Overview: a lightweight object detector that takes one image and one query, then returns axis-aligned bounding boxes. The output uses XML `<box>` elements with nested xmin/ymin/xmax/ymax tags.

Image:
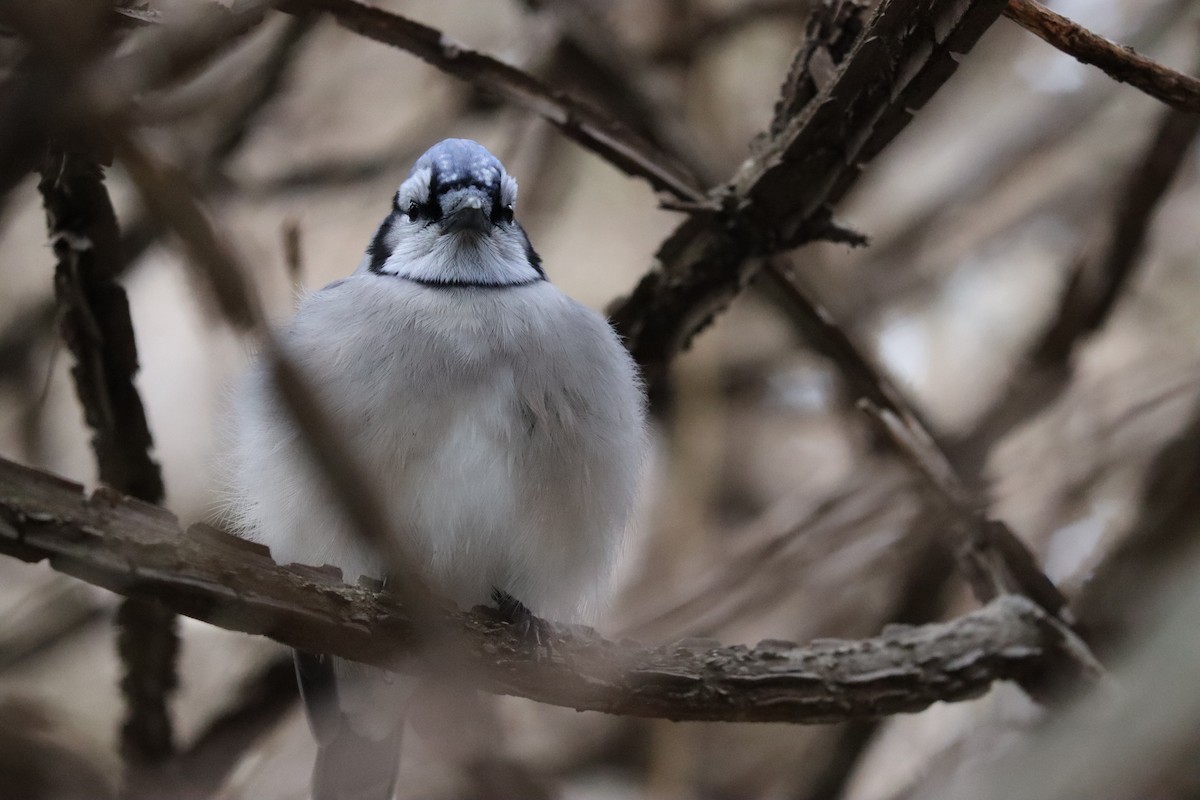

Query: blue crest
<box><xmin>409</xmin><ymin>139</ymin><xmax>504</xmax><ymax>189</ymax></box>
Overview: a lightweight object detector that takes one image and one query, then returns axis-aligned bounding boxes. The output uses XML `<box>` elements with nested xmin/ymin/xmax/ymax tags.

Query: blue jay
<box><xmin>226</xmin><ymin>139</ymin><xmax>648</xmax><ymax>799</ymax></box>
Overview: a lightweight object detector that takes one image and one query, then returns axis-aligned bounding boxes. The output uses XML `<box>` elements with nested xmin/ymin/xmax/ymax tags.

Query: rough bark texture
<box><xmin>0</xmin><ymin>456</ymin><xmax>1079</xmax><ymax>724</ymax></box>
<box><xmin>38</xmin><ymin>145</ymin><xmax>179</xmax><ymax>764</ymax></box>
<box><xmin>609</xmin><ymin>0</ymin><xmax>1010</xmax><ymax>390</ymax></box>
<box><xmin>1004</xmin><ymin>0</ymin><xmax>1200</xmax><ymax>113</ymax></box>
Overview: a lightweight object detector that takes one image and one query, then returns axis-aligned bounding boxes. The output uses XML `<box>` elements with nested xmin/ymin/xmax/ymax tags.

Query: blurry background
<box><xmin>1</xmin><ymin>0</ymin><xmax>1198</xmax><ymax>797</ymax></box>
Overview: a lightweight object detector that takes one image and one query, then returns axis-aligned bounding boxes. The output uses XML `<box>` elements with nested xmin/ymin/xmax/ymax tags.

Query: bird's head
<box><xmin>360</xmin><ymin>139</ymin><xmax>543</xmax><ymax>287</ymax></box>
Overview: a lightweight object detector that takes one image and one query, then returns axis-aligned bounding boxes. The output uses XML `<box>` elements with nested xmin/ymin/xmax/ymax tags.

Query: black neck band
<box><xmin>398</xmin><ymin>275</ymin><xmax>546</xmax><ymax>289</ymax></box>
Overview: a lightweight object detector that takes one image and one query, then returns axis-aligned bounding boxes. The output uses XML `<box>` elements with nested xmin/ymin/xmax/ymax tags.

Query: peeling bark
<box><xmin>0</xmin><ymin>457</ymin><xmax>1088</xmax><ymax>723</ymax></box>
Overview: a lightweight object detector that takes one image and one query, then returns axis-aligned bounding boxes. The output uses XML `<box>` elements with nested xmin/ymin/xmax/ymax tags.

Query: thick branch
<box><xmin>0</xmin><ymin>456</ymin><xmax>1084</xmax><ymax>724</ymax></box>
<box><xmin>38</xmin><ymin>143</ymin><xmax>178</xmax><ymax>765</ymax></box>
<box><xmin>1004</xmin><ymin>0</ymin><xmax>1200</xmax><ymax>113</ymax></box>
<box><xmin>610</xmin><ymin>0</ymin><xmax>1009</xmax><ymax>389</ymax></box>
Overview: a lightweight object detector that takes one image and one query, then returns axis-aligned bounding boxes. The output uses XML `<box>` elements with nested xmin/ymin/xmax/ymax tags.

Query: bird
<box><xmin>225</xmin><ymin>138</ymin><xmax>648</xmax><ymax>799</ymax></box>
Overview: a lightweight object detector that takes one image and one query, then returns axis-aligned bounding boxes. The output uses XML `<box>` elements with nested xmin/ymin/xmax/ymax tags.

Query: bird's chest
<box><xmin>324</xmin><ymin>297</ymin><xmax>549</xmax><ymax>514</ymax></box>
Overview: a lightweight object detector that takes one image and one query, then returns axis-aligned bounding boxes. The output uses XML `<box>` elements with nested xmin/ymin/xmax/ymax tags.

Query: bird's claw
<box><xmin>491</xmin><ymin>588</ymin><xmax>555</xmax><ymax>662</ymax></box>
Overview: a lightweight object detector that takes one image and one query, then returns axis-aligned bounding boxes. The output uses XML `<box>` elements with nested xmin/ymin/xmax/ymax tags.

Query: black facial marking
<box><xmin>518</xmin><ymin>223</ymin><xmax>545</xmax><ymax>277</ymax></box>
<box><xmin>491</xmin><ymin>203</ymin><xmax>514</xmax><ymax>225</ymax></box>
<box><xmin>402</xmin><ymin>275</ymin><xmax>544</xmax><ymax>289</ymax></box>
<box><xmin>406</xmin><ymin>194</ymin><xmax>441</xmax><ymax>224</ymax></box>
<box><xmin>433</xmin><ymin>174</ymin><xmax>500</xmax><ymax>200</ymax></box>
<box><xmin>366</xmin><ymin>211</ymin><xmax>398</xmax><ymax>274</ymax></box>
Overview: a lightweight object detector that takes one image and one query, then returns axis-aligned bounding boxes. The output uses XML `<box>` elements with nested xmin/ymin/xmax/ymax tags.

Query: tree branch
<box><xmin>38</xmin><ymin>142</ymin><xmax>179</xmax><ymax>765</ymax></box>
<box><xmin>609</xmin><ymin>0</ymin><xmax>1010</xmax><ymax>390</ymax></box>
<box><xmin>275</xmin><ymin>0</ymin><xmax>704</xmax><ymax>203</ymax></box>
<box><xmin>946</xmin><ymin>79</ymin><xmax>1200</xmax><ymax>484</ymax></box>
<box><xmin>0</xmin><ymin>455</ymin><xmax>1093</xmax><ymax>723</ymax></box>
<box><xmin>1004</xmin><ymin>0</ymin><xmax>1200</xmax><ymax>113</ymax></box>
<box><xmin>759</xmin><ymin>258</ymin><xmax>1079</xmax><ymax>643</ymax></box>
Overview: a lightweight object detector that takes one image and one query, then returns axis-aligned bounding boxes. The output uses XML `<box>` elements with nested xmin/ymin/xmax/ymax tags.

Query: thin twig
<box><xmin>1075</xmin><ymin>391</ymin><xmax>1200</xmax><ymax>656</ymax></box>
<box><xmin>0</xmin><ymin>455</ymin><xmax>1099</xmax><ymax>723</ymax></box>
<box><xmin>520</xmin><ymin>0</ymin><xmax>722</xmax><ymax>184</ymax></box>
<box><xmin>753</xmin><ymin>255</ymin><xmax>1087</xmax><ymax>680</ymax></box>
<box><xmin>947</xmin><ymin>80</ymin><xmax>1200</xmax><ymax>485</ymax></box>
<box><xmin>650</xmin><ymin>0</ymin><xmax>812</xmax><ymax>63</ymax></box>
<box><xmin>276</xmin><ymin>0</ymin><xmax>705</xmax><ymax>203</ymax></box>
<box><xmin>206</xmin><ymin>13</ymin><xmax>319</xmax><ymax>164</ymax></box>
<box><xmin>1003</xmin><ymin>0</ymin><xmax>1200</xmax><ymax>113</ymax></box>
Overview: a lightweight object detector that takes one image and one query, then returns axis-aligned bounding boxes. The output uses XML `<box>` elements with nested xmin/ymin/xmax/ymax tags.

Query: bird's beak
<box><xmin>440</xmin><ymin>195</ymin><xmax>492</xmax><ymax>234</ymax></box>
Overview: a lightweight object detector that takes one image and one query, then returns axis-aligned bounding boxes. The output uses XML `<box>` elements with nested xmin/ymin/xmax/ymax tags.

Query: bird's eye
<box><xmin>496</xmin><ymin>204</ymin><xmax>514</xmax><ymax>224</ymax></box>
<box><xmin>406</xmin><ymin>198</ymin><xmax>442</xmax><ymax>223</ymax></box>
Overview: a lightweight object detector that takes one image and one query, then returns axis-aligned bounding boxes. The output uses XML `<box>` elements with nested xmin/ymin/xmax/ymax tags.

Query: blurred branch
<box><xmin>947</xmin><ymin>87</ymin><xmax>1200</xmax><ymax>484</ymax></box>
<box><xmin>237</xmin><ymin>90</ymin><xmax>475</xmax><ymax>195</ymax></box>
<box><xmin>622</xmin><ymin>474</ymin><xmax>914</xmax><ymax>639</ymax></box>
<box><xmin>275</xmin><ymin>0</ymin><xmax>705</xmax><ymax>202</ymax></box>
<box><xmin>1003</xmin><ymin>0</ymin><xmax>1200</xmax><ymax>113</ymax></box>
<box><xmin>651</xmin><ymin>0</ymin><xmax>811</xmax><ymax>63</ymax></box>
<box><xmin>863</xmin><ymin>401</ymin><xmax>1082</xmax><ymax>637</ymax></box>
<box><xmin>37</xmin><ymin>142</ymin><xmax>178</xmax><ymax>766</ymax></box>
<box><xmin>925</xmin><ymin>542</ymin><xmax>1200</xmax><ymax>800</ymax></box>
<box><xmin>169</xmin><ymin>655</ymin><xmax>298</xmax><ymax>797</ymax></box>
<box><xmin>519</xmin><ymin>0</ymin><xmax>721</xmax><ymax>184</ymax></box>
<box><xmin>764</xmin><ymin>257</ymin><xmax>1081</xmax><ymax>654</ymax></box>
<box><xmin>0</xmin><ymin>13</ymin><xmax>317</xmax><ymax>385</ymax></box>
<box><xmin>205</xmin><ymin>13</ymin><xmax>320</xmax><ymax>166</ymax></box>
<box><xmin>1075</xmin><ymin>391</ymin><xmax>1200</xmax><ymax>656</ymax></box>
<box><xmin>0</xmin><ymin>455</ymin><xmax>1097</xmax><ymax>723</ymax></box>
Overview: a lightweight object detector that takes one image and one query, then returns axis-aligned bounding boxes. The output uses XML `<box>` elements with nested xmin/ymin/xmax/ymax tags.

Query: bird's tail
<box><xmin>295</xmin><ymin>651</ymin><xmax>408</xmax><ymax>800</ymax></box>
<box><xmin>311</xmin><ymin>724</ymin><xmax>402</xmax><ymax>800</ymax></box>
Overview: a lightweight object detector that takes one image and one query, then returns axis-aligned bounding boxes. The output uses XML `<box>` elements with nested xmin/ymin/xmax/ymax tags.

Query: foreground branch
<box><xmin>38</xmin><ymin>143</ymin><xmax>179</xmax><ymax>765</ymax></box>
<box><xmin>947</xmin><ymin>91</ymin><xmax>1200</xmax><ymax>481</ymax></box>
<box><xmin>0</xmin><ymin>456</ymin><xmax>1086</xmax><ymax>723</ymax></box>
<box><xmin>1004</xmin><ymin>0</ymin><xmax>1200</xmax><ymax>113</ymax></box>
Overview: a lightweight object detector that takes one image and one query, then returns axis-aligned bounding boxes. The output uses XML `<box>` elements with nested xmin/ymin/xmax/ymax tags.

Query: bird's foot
<box><xmin>491</xmin><ymin>588</ymin><xmax>555</xmax><ymax>662</ymax></box>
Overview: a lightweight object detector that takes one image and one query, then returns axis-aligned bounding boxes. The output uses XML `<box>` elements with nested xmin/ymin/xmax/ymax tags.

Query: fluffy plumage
<box><xmin>225</xmin><ymin>139</ymin><xmax>647</xmax><ymax>799</ymax></box>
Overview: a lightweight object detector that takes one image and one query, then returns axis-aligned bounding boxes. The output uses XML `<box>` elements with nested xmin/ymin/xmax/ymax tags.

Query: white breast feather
<box><xmin>227</xmin><ymin>275</ymin><xmax>647</xmax><ymax>623</ymax></box>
